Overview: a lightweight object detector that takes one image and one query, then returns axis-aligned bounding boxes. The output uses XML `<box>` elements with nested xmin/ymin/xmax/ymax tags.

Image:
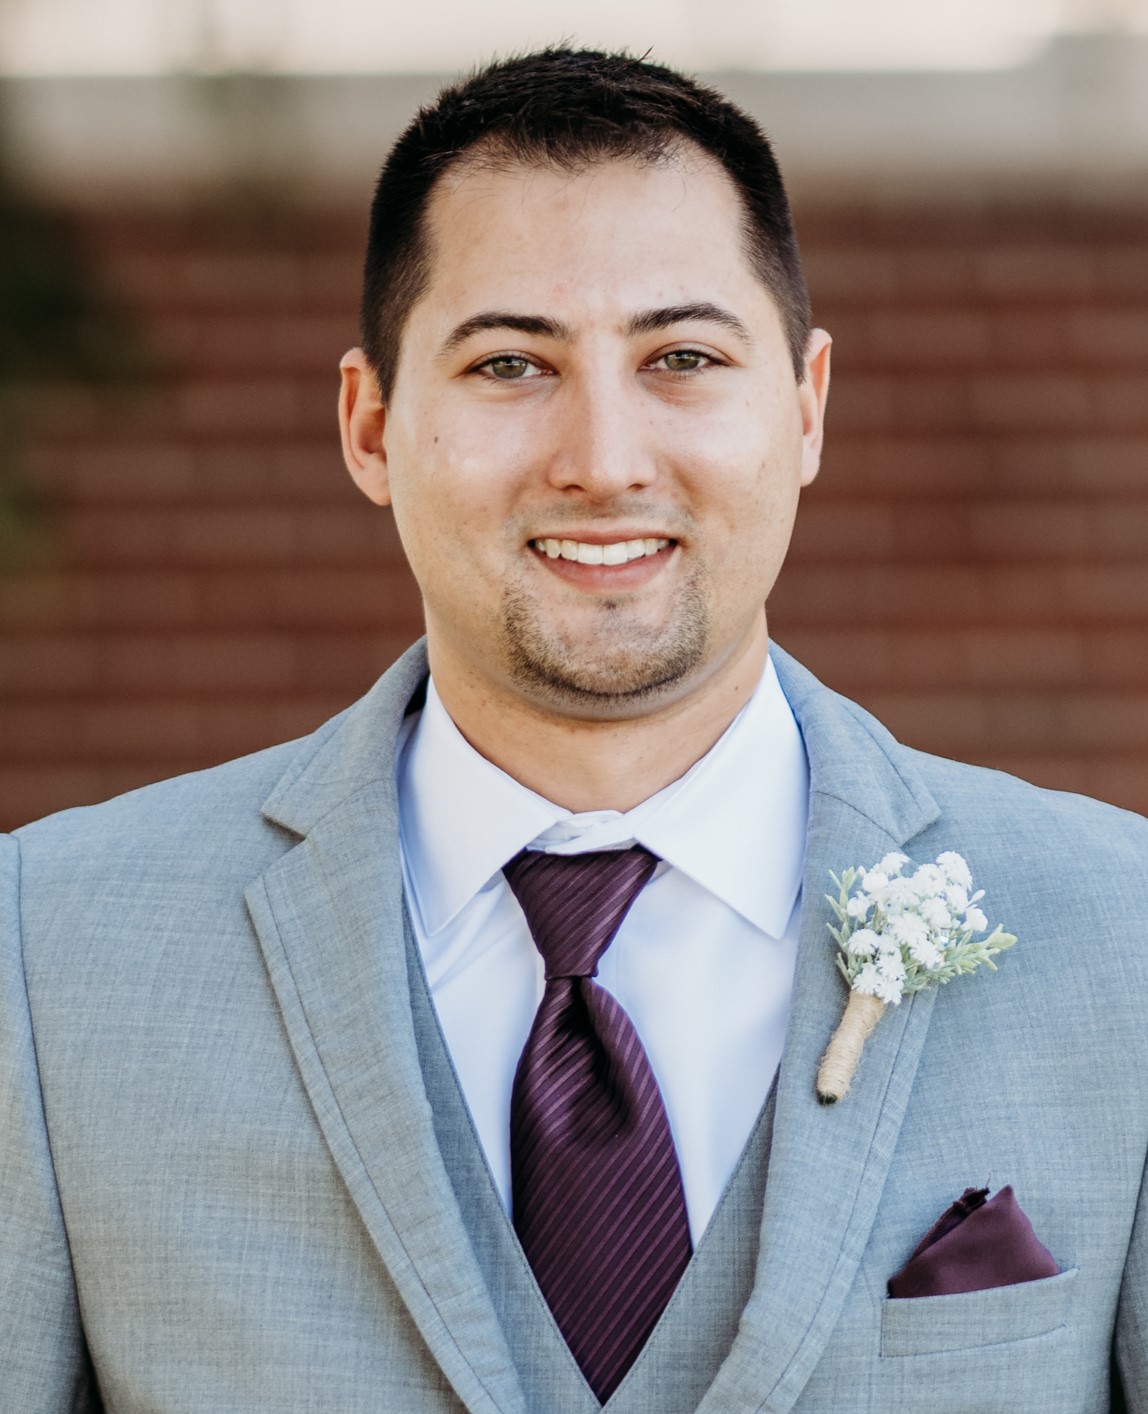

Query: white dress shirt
<box><xmin>396</xmin><ymin>654</ymin><xmax>809</xmax><ymax>1243</ymax></box>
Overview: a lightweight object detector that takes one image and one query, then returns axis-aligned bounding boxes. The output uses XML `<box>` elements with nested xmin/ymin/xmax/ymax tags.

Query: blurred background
<box><xmin>0</xmin><ymin>0</ymin><xmax>1146</xmax><ymax>829</ymax></box>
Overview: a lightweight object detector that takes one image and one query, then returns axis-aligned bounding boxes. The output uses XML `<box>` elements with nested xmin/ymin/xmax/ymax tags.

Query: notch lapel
<box><xmin>246</xmin><ymin>643</ymin><xmax>526</xmax><ymax>1414</ymax></box>
<box><xmin>698</xmin><ymin>648</ymin><xmax>943</xmax><ymax>1414</ymax></box>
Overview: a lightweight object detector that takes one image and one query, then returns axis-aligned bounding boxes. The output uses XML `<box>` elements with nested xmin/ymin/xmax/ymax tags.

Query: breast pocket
<box><xmin>880</xmin><ymin>1268</ymin><xmax>1078</xmax><ymax>1357</ymax></box>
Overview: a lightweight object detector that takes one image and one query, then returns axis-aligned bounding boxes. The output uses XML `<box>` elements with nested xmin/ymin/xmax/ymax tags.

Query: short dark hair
<box><xmin>359</xmin><ymin>47</ymin><xmax>811</xmax><ymax>400</ymax></box>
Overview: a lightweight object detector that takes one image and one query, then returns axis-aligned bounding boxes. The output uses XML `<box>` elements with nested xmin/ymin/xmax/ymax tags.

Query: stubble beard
<box><xmin>498</xmin><ymin>576</ymin><xmax>712</xmax><ymax>714</ymax></box>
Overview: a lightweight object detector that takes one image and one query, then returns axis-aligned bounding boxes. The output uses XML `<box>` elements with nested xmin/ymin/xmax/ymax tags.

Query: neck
<box><xmin>429</xmin><ymin>624</ymin><xmax>769</xmax><ymax>813</ymax></box>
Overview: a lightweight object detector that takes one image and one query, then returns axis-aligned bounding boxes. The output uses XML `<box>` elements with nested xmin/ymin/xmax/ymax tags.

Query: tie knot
<box><xmin>503</xmin><ymin>845</ymin><xmax>658</xmax><ymax>979</ymax></box>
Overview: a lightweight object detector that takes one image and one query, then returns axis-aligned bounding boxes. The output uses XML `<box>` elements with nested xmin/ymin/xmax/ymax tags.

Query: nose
<box><xmin>544</xmin><ymin>366</ymin><xmax>658</xmax><ymax>498</ymax></box>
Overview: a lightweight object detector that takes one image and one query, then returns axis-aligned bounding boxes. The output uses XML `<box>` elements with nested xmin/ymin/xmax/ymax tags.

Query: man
<box><xmin>2</xmin><ymin>48</ymin><xmax>1146</xmax><ymax>1413</ymax></box>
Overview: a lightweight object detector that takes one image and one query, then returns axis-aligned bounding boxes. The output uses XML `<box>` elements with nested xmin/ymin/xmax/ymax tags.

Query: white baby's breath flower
<box><xmin>889</xmin><ymin>913</ymin><xmax>930</xmax><ymax>949</ymax></box>
<box><xmin>820</xmin><ymin>848</ymin><xmax>1016</xmax><ymax>1104</ymax></box>
<box><xmin>936</xmin><ymin>851</ymin><xmax>973</xmax><ymax>891</ymax></box>
<box><xmin>846</xmin><ymin>927</ymin><xmax>880</xmax><ymax>958</ymax></box>
<box><xmin>911</xmin><ymin>863</ymin><xmax>945</xmax><ymax>896</ymax></box>
<box><xmin>877</xmin><ymin>951</ymin><xmax>906</xmax><ymax>983</ymax></box>
<box><xmin>881</xmin><ymin>877</ymin><xmax>920</xmax><ymax>912</ymax></box>
<box><xmin>918</xmin><ymin>896</ymin><xmax>953</xmax><ymax>930</ymax></box>
<box><xmin>908</xmin><ymin>936</ymin><xmax>945</xmax><ymax>969</ymax></box>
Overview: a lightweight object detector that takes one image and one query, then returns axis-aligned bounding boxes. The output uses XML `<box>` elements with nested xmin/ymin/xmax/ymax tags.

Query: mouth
<box><xmin>529</xmin><ymin>536</ymin><xmax>673</xmax><ymax>566</ymax></box>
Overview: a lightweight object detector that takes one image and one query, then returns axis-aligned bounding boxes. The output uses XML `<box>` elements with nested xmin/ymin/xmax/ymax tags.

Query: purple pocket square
<box><xmin>887</xmin><ymin>1185</ymin><xmax>1059</xmax><ymax>1298</ymax></box>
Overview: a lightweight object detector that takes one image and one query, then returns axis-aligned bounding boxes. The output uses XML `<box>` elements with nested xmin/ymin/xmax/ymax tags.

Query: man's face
<box><xmin>341</xmin><ymin>147</ymin><xmax>830</xmax><ymax>723</ymax></box>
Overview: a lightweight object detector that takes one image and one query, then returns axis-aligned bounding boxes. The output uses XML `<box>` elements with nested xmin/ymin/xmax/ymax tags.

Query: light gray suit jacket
<box><xmin>3</xmin><ymin>643</ymin><xmax>1147</xmax><ymax>1412</ymax></box>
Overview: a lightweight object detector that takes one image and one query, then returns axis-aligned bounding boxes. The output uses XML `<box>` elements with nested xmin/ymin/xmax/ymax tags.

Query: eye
<box><xmin>472</xmin><ymin>353</ymin><xmax>548</xmax><ymax>381</ymax></box>
<box><xmin>647</xmin><ymin>348</ymin><xmax>718</xmax><ymax>375</ymax></box>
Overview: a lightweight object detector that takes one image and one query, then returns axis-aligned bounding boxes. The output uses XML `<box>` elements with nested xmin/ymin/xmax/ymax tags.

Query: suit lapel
<box><xmin>698</xmin><ymin>648</ymin><xmax>943</xmax><ymax>1414</ymax></box>
<box><xmin>246</xmin><ymin>643</ymin><xmax>526</xmax><ymax>1414</ymax></box>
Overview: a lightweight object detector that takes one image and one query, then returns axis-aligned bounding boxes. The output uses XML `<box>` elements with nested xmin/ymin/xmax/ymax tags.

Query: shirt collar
<box><xmin>397</xmin><ymin>653</ymin><xmax>808</xmax><ymax>941</ymax></box>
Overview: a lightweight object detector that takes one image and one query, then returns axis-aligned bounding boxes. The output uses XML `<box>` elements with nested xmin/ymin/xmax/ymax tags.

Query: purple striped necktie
<box><xmin>503</xmin><ymin>845</ymin><xmax>692</xmax><ymax>1404</ymax></box>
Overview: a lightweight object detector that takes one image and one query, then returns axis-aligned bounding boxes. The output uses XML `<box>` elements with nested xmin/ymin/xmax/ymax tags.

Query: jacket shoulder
<box><xmin>906</xmin><ymin>744</ymin><xmax>1148</xmax><ymax>874</ymax></box>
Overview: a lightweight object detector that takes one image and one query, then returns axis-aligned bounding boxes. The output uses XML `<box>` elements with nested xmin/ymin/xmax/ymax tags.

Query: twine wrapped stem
<box><xmin>816</xmin><ymin>991</ymin><xmax>885</xmax><ymax>1104</ymax></box>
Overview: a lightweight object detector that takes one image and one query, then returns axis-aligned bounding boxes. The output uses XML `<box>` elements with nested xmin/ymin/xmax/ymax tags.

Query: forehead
<box><xmin>411</xmin><ymin>147</ymin><xmax>763</xmax><ymax>330</ymax></box>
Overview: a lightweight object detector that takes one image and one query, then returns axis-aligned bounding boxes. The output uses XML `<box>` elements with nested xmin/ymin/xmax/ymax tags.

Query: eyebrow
<box><xmin>438</xmin><ymin>301</ymin><xmax>753</xmax><ymax>357</ymax></box>
<box><xmin>625</xmin><ymin>302</ymin><xmax>754</xmax><ymax>344</ymax></box>
<box><xmin>439</xmin><ymin>312</ymin><xmax>572</xmax><ymax>356</ymax></box>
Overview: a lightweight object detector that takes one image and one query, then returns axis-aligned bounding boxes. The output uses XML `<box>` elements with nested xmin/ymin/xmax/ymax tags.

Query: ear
<box><xmin>797</xmin><ymin>327</ymin><xmax>832</xmax><ymax>489</ymax></box>
<box><xmin>338</xmin><ymin>347</ymin><xmax>391</xmax><ymax>506</ymax></box>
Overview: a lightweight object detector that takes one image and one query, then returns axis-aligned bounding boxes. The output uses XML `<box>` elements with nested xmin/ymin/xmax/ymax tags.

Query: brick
<box><xmin>101</xmin><ymin>635</ymin><xmax>298</xmax><ymax>693</ymax></box>
<box><xmin>156</xmin><ymin>314</ymin><xmax>351</xmax><ymax>375</ymax></box>
<box><xmin>962</xmin><ymin>629</ymin><xmax>1086</xmax><ymax>687</ymax></box>
<box><xmin>80</xmin><ymin>701</ymin><xmax>204</xmax><ymax>757</ymax></box>
<box><xmin>991</xmin><ymin>437</ymin><xmax>1148</xmax><ymax>495</ymax></box>
<box><xmin>769</xmin><ymin>629</ymin><xmax>895</xmax><ymax>690</ymax></box>
<box><xmin>295</xmin><ymin>507</ymin><xmax>399</xmax><ymax>563</ymax></box>
<box><xmin>0</xmin><ymin>767</ymin><xmax>108</xmax><ymax>831</ymax></box>
<box><xmin>0</xmin><ymin>703</ymin><xmax>85</xmax><ymax>758</ymax></box>
<box><xmin>974</xmin><ymin>248</ymin><xmax>1096</xmax><ymax>300</ymax></box>
<box><xmin>178</xmin><ymin>253</ymin><xmax>304</xmax><ymax>310</ymax></box>
<box><xmin>193</xmin><ymin>442</ymin><xmax>351</xmax><ymax>501</ymax></box>
<box><xmin>294</xmin><ymin>632</ymin><xmax>416</xmax><ymax>692</ymax></box>
<box><xmin>888</xmin><ymin>377</ymin><xmax>973</xmax><ymax>434</ymax></box>
<box><xmin>892</xmin><ymin>250</ymin><xmax>980</xmax><ymax>302</ymax></box>
<box><xmin>1093</xmin><ymin>377</ymin><xmax>1148</xmax><ymax>430</ymax></box>
<box><xmin>786</xmin><ymin>504</ymin><xmax>898</xmax><ymax>562</ymax></box>
<box><xmin>67</xmin><ymin>510</ymin><xmax>181</xmax><ymax>566</ymax></box>
<box><xmin>859</xmin><ymin>691</ymin><xmax>991</xmax><ymax>753</ymax></box>
<box><xmin>268</xmin><ymin>567</ymin><xmax>422</xmax><ymax>629</ymax></box>
<box><xmin>1061</xmin><ymin>565</ymin><xmax>1148</xmax><ymax>622</ymax></box>
<box><xmin>802</xmin><ymin>249</ymin><xmax>899</xmax><ymax>304</ymax></box>
<box><xmin>863</xmin><ymin>311</ymin><xmax>991</xmax><ymax>367</ymax></box>
<box><xmin>826</xmin><ymin>437</ymin><xmax>994</xmax><ymax>497</ymax></box>
<box><xmin>1094</xmin><ymin>249</ymin><xmax>1148</xmax><ymax>298</ymax></box>
<box><xmin>822</xmin><ymin>376</ymin><xmax>895</xmax><ymax>432</ymax></box>
<box><xmin>199</xmin><ymin>696</ymin><xmax>343</xmax><ymax>756</ymax></box>
<box><xmin>0</xmin><ymin>638</ymin><xmax>101</xmax><ymax>696</ymax></box>
<box><xmin>173</xmin><ymin>508</ymin><xmax>300</xmax><ymax>565</ymax></box>
<box><xmin>969</xmin><ymin>377</ymin><xmax>1092</xmax><ymax>432</ymax></box>
<box><xmin>84</xmin><ymin>574</ymin><xmax>201</xmax><ymax>629</ymax></box>
<box><xmin>24</xmin><ymin>445</ymin><xmax>199</xmax><ymax>503</ymax></box>
<box><xmin>176</xmin><ymin>379</ymin><xmax>303</xmax><ymax>435</ymax></box>
<box><xmin>1085</xmin><ymin>632</ymin><xmax>1148</xmax><ymax>685</ymax></box>
<box><xmin>0</xmin><ymin>576</ymin><xmax>77</xmax><ymax>632</ymax></box>
<box><xmin>969</xmin><ymin>503</ymin><xmax>1148</xmax><ymax>560</ymax></box>
<box><xmin>1068</xmin><ymin>311</ymin><xmax>1148</xmax><ymax>364</ymax></box>
<box><xmin>1084</xmin><ymin>757</ymin><xmax>1148</xmax><ymax>814</ymax></box>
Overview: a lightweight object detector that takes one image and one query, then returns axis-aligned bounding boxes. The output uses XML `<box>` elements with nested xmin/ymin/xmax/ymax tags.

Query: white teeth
<box><xmin>532</xmin><ymin>537</ymin><xmax>671</xmax><ymax>563</ymax></box>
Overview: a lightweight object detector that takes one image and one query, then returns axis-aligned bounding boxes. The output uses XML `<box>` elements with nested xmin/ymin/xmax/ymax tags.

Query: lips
<box><xmin>530</xmin><ymin>536</ymin><xmax>672</xmax><ymax>566</ymax></box>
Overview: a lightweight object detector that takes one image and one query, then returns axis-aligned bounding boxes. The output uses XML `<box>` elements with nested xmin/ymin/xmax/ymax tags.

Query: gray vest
<box><xmin>407</xmin><ymin>922</ymin><xmax>776</xmax><ymax>1413</ymax></box>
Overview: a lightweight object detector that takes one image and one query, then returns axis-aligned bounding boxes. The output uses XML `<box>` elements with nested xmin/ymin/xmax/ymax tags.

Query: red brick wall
<box><xmin>1</xmin><ymin>201</ymin><xmax>1145</xmax><ymax>830</ymax></box>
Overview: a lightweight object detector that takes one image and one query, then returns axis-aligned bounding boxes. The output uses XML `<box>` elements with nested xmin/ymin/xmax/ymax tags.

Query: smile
<box><xmin>530</xmin><ymin>537</ymin><xmax>672</xmax><ymax>566</ymax></box>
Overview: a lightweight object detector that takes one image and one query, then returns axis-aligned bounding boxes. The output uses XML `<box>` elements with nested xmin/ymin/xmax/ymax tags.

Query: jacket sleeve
<box><xmin>1114</xmin><ymin>1130</ymin><xmax>1148</xmax><ymax>1411</ymax></box>
<box><xmin>0</xmin><ymin>833</ymin><xmax>102</xmax><ymax>1412</ymax></box>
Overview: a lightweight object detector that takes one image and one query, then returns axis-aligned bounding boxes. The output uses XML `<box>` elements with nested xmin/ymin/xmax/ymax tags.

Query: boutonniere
<box><xmin>817</xmin><ymin>850</ymin><xmax>1016</xmax><ymax>1104</ymax></box>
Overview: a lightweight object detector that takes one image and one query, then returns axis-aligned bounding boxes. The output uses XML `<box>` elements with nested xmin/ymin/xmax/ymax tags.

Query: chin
<box><xmin>499</xmin><ymin>586</ymin><xmax>711</xmax><ymax>714</ymax></box>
